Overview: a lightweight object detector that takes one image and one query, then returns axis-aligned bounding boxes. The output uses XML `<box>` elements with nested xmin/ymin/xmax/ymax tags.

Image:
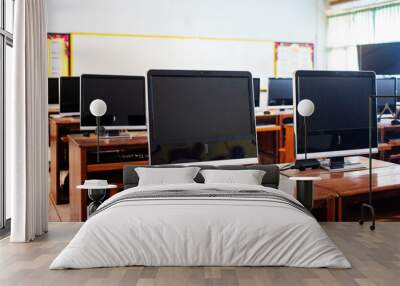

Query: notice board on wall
<box><xmin>47</xmin><ymin>33</ymin><xmax>71</xmax><ymax>77</ymax></box>
<box><xmin>274</xmin><ymin>42</ymin><xmax>314</xmax><ymax>77</ymax></box>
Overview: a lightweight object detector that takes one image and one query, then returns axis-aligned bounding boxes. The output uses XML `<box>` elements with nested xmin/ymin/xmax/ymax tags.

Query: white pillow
<box><xmin>136</xmin><ymin>167</ymin><xmax>201</xmax><ymax>186</ymax></box>
<box><xmin>200</xmin><ymin>169</ymin><xmax>266</xmax><ymax>185</ymax></box>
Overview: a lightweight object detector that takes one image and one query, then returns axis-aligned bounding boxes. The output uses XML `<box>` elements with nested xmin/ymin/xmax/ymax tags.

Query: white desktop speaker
<box><xmin>297</xmin><ymin>99</ymin><xmax>315</xmax><ymax>117</ymax></box>
<box><xmin>90</xmin><ymin>99</ymin><xmax>107</xmax><ymax>117</ymax></box>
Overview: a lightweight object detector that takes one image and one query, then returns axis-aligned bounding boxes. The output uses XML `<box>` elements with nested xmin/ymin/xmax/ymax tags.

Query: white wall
<box><xmin>47</xmin><ymin>0</ymin><xmax>327</xmax><ymax>69</ymax></box>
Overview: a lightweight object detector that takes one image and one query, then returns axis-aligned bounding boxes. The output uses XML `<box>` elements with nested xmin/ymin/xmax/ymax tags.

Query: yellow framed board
<box><xmin>274</xmin><ymin>42</ymin><xmax>314</xmax><ymax>77</ymax></box>
<box><xmin>48</xmin><ymin>33</ymin><xmax>71</xmax><ymax>77</ymax></box>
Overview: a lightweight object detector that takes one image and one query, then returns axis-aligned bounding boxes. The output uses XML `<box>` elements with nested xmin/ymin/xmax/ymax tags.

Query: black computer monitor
<box><xmin>358</xmin><ymin>42</ymin><xmax>400</xmax><ymax>75</ymax></box>
<box><xmin>294</xmin><ymin>70</ymin><xmax>378</xmax><ymax>161</ymax></box>
<box><xmin>60</xmin><ymin>77</ymin><xmax>80</xmax><ymax>116</ymax></box>
<box><xmin>147</xmin><ymin>70</ymin><xmax>258</xmax><ymax>165</ymax></box>
<box><xmin>48</xmin><ymin>77</ymin><xmax>59</xmax><ymax>105</ymax></box>
<box><xmin>80</xmin><ymin>74</ymin><xmax>146</xmax><ymax>130</ymax></box>
<box><xmin>253</xmin><ymin>78</ymin><xmax>260</xmax><ymax>107</ymax></box>
<box><xmin>376</xmin><ymin>78</ymin><xmax>396</xmax><ymax>115</ymax></box>
<box><xmin>268</xmin><ymin>78</ymin><xmax>293</xmax><ymax>108</ymax></box>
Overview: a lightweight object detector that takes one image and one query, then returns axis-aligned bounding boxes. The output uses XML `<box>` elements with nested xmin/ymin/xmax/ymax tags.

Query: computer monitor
<box><xmin>253</xmin><ymin>78</ymin><xmax>260</xmax><ymax>107</ymax></box>
<box><xmin>294</xmin><ymin>70</ymin><xmax>378</xmax><ymax>162</ymax></box>
<box><xmin>80</xmin><ymin>74</ymin><xmax>146</xmax><ymax>130</ymax></box>
<box><xmin>358</xmin><ymin>42</ymin><xmax>400</xmax><ymax>75</ymax></box>
<box><xmin>268</xmin><ymin>78</ymin><xmax>293</xmax><ymax>109</ymax></box>
<box><xmin>147</xmin><ymin>70</ymin><xmax>258</xmax><ymax>165</ymax></box>
<box><xmin>48</xmin><ymin>77</ymin><xmax>59</xmax><ymax>105</ymax></box>
<box><xmin>60</xmin><ymin>77</ymin><xmax>80</xmax><ymax>116</ymax></box>
<box><xmin>376</xmin><ymin>78</ymin><xmax>396</xmax><ymax>116</ymax></box>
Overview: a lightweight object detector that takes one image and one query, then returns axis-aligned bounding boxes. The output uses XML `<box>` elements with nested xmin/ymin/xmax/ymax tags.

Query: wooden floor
<box><xmin>1</xmin><ymin>222</ymin><xmax>400</xmax><ymax>286</ymax></box>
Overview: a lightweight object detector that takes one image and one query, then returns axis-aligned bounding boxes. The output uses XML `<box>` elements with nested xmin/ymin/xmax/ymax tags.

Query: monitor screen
<box><xmin>48</xmin><ymin>78</ymin><xmax>59</xmax><ymax>105</ymax></box>
<box><xmin>147</xmin><ymin>70</ymin><xmax>258</xmax><ymax>165</ymax></box>
<box><xmin>80</xmin><ymin>74</ymin><xmax>146</xmax><ymax>130</ymax></box>
<box><xmin>253</xmin><ymin>78</ymin><xmax>260</xmax><ymax>107</ymax></box>
<box><xmin>358</xmin><ymin>42</ymin><xmax>400</xmax><ymax>75</ymax></box>
<box><xmin>268</xmin><ymin>78</ymin><xmax>293</xmax><ymax>106</ymax></box>
<box><xmin>376</xmin><ymin>78</ymin><xmax>396</xmax><ymax>115</ymax></box>
<box><xmin>60</xmin><ymin>77</ymin><xmax>80</xmax><ymax>115</ymax></box>
<box><xmin>295</xmin><ymin>71</ymin><xmax>377</xmax><ymax>159</ymax></box>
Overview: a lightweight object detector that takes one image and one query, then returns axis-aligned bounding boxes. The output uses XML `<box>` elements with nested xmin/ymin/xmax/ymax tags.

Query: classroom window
<box><xmin>327</xmin><ymin>3</ymin><xmax>400</xmax><ymax>70</ymax></box>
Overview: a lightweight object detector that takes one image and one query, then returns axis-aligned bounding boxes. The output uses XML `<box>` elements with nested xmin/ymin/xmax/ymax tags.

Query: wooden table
<box><xmin>68</xmin><ymin>134</ymin><xmax>149</xmax><ymax>221</ymax></box>
<box><xmin>317</xmin><ymin>161</ymin><xmax>400</xmax><ymax>221</ymax></box>
<box><xmin>378</xmin><ymin>121</ymin><xmax>400</xmax><ymax>143</ymax></box>
<box><xmin>48</xmin><ymin>105</ymin><xmax>60</xmax><ymax>115</ymax></box>
<box><xmin>256</xmin><ymin>111</ymin><xmax>294</xmax><ymax>164</ymax></box>
<box><xmin>279</xmin><ymin>174</ymin><xmax>338</xmax><ymax>221</ymax></box>
<box><xmin>49</xmin><ymin>116</ymin><xmax>81</xmax><ymax>204</ymax></box>
<box><xmin>281</xmin><ymin>156</ymin><xmax>397</xmax><ymax>221</ymax></box>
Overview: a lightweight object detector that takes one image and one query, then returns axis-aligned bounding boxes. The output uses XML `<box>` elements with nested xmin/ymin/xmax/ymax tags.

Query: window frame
<box><xmin>0</xmin><ymin>0</ymin><xmax>13</xmax><ymax>232</ymax></box>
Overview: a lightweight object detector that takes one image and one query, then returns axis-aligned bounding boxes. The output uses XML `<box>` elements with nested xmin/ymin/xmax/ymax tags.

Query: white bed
<box><xmin>50</xmin><ymin>183</ymin><xmax>350</xmax><ymax>269</ymax></box>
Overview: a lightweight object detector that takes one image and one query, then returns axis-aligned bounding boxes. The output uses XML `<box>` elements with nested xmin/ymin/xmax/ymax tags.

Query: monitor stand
<box><xmin>378</xmin><ymin>104</ymin><xmax>396</xmax><ymax>123</ymax></box>
<box><xmin>294</xmin><ymin>159</ymin><xmax>320</xmax><ymax>171</ymax></box>
<box><xmin>320</xmin><ymin>157</ymin><xmax>365</xmax><ymax>172</ymax></box>
<box><xmin>391</xmin><ymin>109</ymin><xmax>400</xmax><ymax>125</ymax></box>
<box><xmin>100</xmin><ymin>130</ymin><xmax>130</xmax><ymax>139</ymax></box>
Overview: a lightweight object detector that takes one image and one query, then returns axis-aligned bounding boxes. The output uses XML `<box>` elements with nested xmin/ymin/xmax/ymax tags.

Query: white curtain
<box><xmin>10</xmin><ymin>0</ymin><xmax>48</xmax><ymax>242</ymax></box>
<box><xmin>327</xmin><ymin>4</ymin><xmax>400</xmax><ymax>70</ymax></box>
<box><xmin>375</xmin><ymin>4</ymin><xmax>400</xmax><ymax>43</ymax></box>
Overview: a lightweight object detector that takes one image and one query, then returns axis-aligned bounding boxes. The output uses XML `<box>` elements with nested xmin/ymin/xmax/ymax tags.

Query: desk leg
<box><xmin>50</xmin><ymin>120</ymin><xmax>60</xmax><ymax>204</ymax></box>
<box><xmin>69</xmin><ymin>141</ymin><xmax>88</xmax><ymax>221</ymax></box>
<box><xmin>338</xmin><ymin>197</ymin><xmax>343</xmax><ymax>222</ymax></box>
<box><xmin>326</xmin><ymin>197</ymin><xmax>336</xmax><ymax>222</ymax></box>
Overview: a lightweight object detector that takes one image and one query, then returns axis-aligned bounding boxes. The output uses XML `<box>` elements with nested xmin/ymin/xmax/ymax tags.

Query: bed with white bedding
<box><xmin>50</xmin><ymin>183</ymin><xmax>351</xmax><ymax>269</ymax></box>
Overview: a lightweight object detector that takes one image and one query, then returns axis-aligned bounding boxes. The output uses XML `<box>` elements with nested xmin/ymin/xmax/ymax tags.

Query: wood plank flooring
<box><xmin>1</xmin><ymin>222</ymin><xmax>400</xmax><ymax>286</ymax></box>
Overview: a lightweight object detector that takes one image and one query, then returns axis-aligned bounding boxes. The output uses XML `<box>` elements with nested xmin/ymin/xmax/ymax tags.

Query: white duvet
<box><xmin>50</xmin><ymin>183</ymin><xmax>351</xmax><ymax>269</ymax></box>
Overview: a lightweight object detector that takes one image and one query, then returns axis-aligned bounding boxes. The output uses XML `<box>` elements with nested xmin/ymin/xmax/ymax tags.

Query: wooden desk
<box><xmin>68</xmin><ymin>134</ymin><xmax>149</xmax><ymax>221</ymax></box>
<box><xmin>316</xmin><ymin>161</ymin><xmax>400</xmax><ymax>221</ymax></box>
<box><xmin>278</xmin><ymin>124</ymin><xmax>295</xmax><ymax>163</ymax></box>
<box><xmin>256</xmin><ymin>125</ymin><xmax>281</xmax><ymax>133</ymax></box>
<box><xmin>378</xmin><ymin>121</ymin><xmax>400</xmax><ymax>142</ymax></box>
<box><xmin>279</xmin><ymin>174</ymin><xmax>338</xmax><ymax>222</ymax></box>
<box><xmin>256</xmin><ymin>124</ymin><xmax>281</xmax><ymax>164</ymax></box>
<box><xmin>281</xmin><ymin>156</ymin><xmax>397</xmax><ymax>221</ymax></box>
<box><xmin>256</xmin><ymin>112</ymin><xmax>294</xmax><ymax>163</ymax></box>
<box><xmin>48</xmin><ymin>105</ymin><xmax>60</xmax><ymax>115</ymax></box>
<box><xmin>51</xmin><ymin>113</ymin><xmax>291</xmax><ymax>204</ymax></box>
<box><xmin>49</xmin><ymin>116</ymin><xmax>80</xmax><ymax>204</ymax></box>
<box><xmin>378</xmin><ymin>143</ymin><xmax>392</xmax><ymax>160</ymax></box>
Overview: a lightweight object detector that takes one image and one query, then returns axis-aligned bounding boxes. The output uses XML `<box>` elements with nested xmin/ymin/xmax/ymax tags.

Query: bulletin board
<box><xmin>274</xmin><ymin>42</ymin><xmax>314</xmax><ymax>77</ymax></box>
<box><xmin>47</xmin><ymin>33</ymin><xmax>71</xmax><ymax>77</ymax></box>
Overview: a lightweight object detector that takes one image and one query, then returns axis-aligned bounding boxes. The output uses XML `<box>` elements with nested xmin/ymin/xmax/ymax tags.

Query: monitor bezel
<box><xmin>147</xmin><ymin>69</ymin><xmax>258</xmax><ymax>166</ymax></box>
<box><xmin>59</xmin><ymin>76</ymin><xmax>80</xmax><ymax>116</ymax></box>
<box><xmin>294</xmin><ymin>70</ymin><xmax>379</xmax><ymax>160</ymax></box>
<box><xmin>80</xmin><ymin>74</ymin><xmax>147</xmax><ymax>131</ymax></box>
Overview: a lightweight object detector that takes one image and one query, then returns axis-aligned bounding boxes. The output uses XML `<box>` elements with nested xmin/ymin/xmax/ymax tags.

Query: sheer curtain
<box><xmin>327</xmin><ymin>4</ymin><xmax>400</xmax><ymax>70</ymax></box>
<box><xmin>10</xmin><ymin>0</ymin><xmax>48</xmax><ymax>242</ymax></box>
